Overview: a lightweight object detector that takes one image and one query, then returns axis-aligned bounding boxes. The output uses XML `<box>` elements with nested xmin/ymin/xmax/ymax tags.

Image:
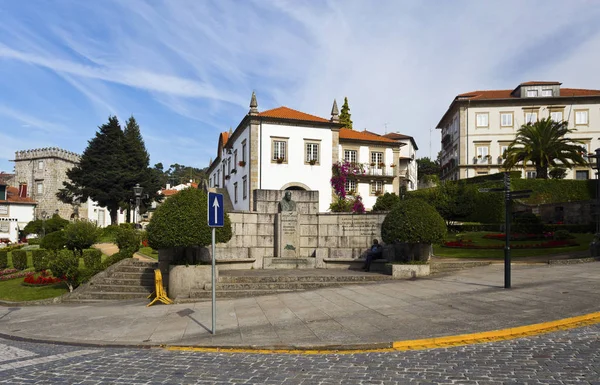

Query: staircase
<box><xmin>66</xmin><ymin>259</ymin><xmax>157</xmax><ymax>302</ymax></box>
<box><xmin>189</xmin><ymin>270</ymin><xmax>395</xmax><ymax>299</ymax></box>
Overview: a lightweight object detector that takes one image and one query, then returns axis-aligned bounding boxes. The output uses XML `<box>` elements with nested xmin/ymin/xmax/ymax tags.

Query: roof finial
<box><xmin>228</xmin><ymin>126</ymin><xmax>233</xmax><ymax>136</ymax></box>
<box><xmin>330</xmin><ymin>99</ymin><xmax>339</xmax><ymax>123</ymax></box>
<box><xmin>249</xmin><ymin>91</ymin><xmax>258</xmax><ymax>115</ymax></box>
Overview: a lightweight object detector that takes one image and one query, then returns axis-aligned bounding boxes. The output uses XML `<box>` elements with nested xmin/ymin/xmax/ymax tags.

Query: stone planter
<box><xmin>390</xmin><ymin>243</ymin><xmax>433</xmax><ymax>263</ymax></box>
<box><xmin>390</xmin><ymin>264</ymin><xmax>430</xmax><ymax>279</ymax></box>
<box><xmin>168</xmin><ymin>265</ymin><xmax>216</xmax><ymax>299</ymax></box>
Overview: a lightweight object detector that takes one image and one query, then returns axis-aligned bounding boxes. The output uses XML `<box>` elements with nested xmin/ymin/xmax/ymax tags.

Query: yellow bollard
<box><xmin>147</xmin><ymin>269</ymin><xmax>173</xmax><ymax>307</ymax></box>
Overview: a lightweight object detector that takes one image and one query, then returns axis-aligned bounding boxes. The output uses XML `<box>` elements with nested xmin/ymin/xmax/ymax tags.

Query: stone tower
<box><xmin>12</xmin><ymin>148</ymin><xmax>81</xmax><ymax>219</ymax></box>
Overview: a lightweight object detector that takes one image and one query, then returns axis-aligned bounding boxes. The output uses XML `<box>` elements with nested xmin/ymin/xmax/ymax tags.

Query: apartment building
<box><xmin>437</xmin><ymin>81</ymin><xmax>600</xmax><ymax>180</ymax></box>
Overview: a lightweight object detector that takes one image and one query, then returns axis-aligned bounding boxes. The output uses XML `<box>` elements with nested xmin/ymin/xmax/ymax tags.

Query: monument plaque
<box><xmin>277</xmin><ymin>211</ymin><xmax>300</xmax><ymax>257</ymax></box>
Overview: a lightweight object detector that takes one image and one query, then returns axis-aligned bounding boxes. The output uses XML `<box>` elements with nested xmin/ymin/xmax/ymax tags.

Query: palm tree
<box><xmin>503</xmin><ymin>118</ymin><xmax>588</xmax><ymax>179</ymax></box>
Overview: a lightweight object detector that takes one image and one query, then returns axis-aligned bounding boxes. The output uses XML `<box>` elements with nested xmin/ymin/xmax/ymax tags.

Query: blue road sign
<box><xmin>208</xmin><ymin>192</ymin><xmax>224</xmax><ymax>227</ymax></box>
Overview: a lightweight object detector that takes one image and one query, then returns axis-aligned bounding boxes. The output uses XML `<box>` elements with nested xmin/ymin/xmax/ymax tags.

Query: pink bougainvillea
<box><xmin>330</xmin><ymin>161</ymin><xmax>366</xmax><ymax>213</ymax></box>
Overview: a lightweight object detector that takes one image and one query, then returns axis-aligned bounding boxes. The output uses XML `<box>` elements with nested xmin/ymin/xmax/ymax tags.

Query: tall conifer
<box><xmin>339</xmin><ymin>97</ymin><xmax>353</xmax><ymax>129</ymax></box>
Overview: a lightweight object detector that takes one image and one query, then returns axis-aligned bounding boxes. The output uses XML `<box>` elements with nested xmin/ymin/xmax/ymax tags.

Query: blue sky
<box><xmin>1</xmin><ymin>0</ymin><xmax>600</xmax><ymax>173</ymax></box>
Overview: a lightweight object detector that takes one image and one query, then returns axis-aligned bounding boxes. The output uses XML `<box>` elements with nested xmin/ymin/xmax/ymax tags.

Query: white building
<box><xmin>437</xmin><ymin>81</ymin><xmax>600</xmax><ymax>180</ymax></box>
<box><xmin>208</xmin><ymin>93</ymin><xmax>417</xmax><ymax>211</ymax></box>
<box><xmin>0</xmin><ymin>184</ymin><xmax>36</xmax><ymax>243</ymax></box>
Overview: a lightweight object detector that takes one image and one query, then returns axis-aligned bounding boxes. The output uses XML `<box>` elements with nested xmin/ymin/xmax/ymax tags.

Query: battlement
<box><xmin>14</xmin><ymin>147</ymin><xmax>81</xmax><ymax>164</ymax></box>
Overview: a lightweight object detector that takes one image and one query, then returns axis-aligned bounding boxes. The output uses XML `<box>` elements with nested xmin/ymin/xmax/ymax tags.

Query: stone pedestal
<box><xmin>276</xmin><ymin>211</ymin><xmax>300</xmax><ymax>257</ymax></box>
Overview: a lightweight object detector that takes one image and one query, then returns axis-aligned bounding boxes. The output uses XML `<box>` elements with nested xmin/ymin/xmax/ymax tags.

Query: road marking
<box><xmin>0</xmin><ymin>344</ymin><xmax>37</xmax><ymax>363</ymax></box>
<box><xmin>0</xmin><ymin>349</ymin><xmax>101</xmax><ymax>372</ymax></box>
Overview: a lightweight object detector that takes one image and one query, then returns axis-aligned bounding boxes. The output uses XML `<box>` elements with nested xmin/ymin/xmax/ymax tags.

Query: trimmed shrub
<box><xmin>512</xmin><ymin>212</ymin><xmax>544</xmax><ymax>234</ymax></box>
<box><xmin>0</xmin><ymin>250</ymin><xmax>8</xmax><ymax>269</ymax></box>
<box><xmin>372</xmin><ymin>192</ymin><xmax>400</xmax><ymax>212</ymax></box>
<box><xmin>119</xmin><ymin>223</ymin><xmax>136</xmax><ymax>230</ymax></box>
<box><xmin>11</xmin><ymin>250</ymin><xmax>28</xmax><ymax>270</ymax></box>
<box><xmin>115</xmin><ymin>226</ymin><xmax>141</xmax><ymax>253</ymax></box>
<box><xmin>27</xmin><ymin>238</ymin><xmax>42</xmax><ymax>246</ymax></box>
<box><xmin>101</xmin><ymin>225</ymin><xmax>120</xmax><ymax>242</ymax></box>
<box><xmin>41</xmin><ymin>230</ymin><xmax>67</xmax><ymax>251</ymax></box>
<box><xmin>147</xmin><ymin>188</ymin><xmax>232</xmax><ymax>249</ymax></box>
<box><xmin>48</xmin><ymin>249</ymin><xmax>80</xmax><ymax>292</ymax></box>
<box><xmin>381</xmin><ymin>199</ymin><xmax>447</xmax><ymax>245</ymax></box>
<box><xmin>553</xmin><ymin>229</ymin><xmax>573</xmax><ymax>240</ymax></box>
<box><xmin>32</xmin><ymin>249</ymin><xmax>50</xmax><ymax>271</ymax></box>
<box><xmin>101</xmin><ymin>248</ymin><xmax>135</xmax><ymax>269</ymax></box>
<box><xmin>83</xmin><ymin>248</ymin><xmax>102</xmax><ymax>270</ymax></box>
<box><xmin>543</xmin><ymin>223</ymin><xmax>595</xmax><ymax>233</ymax></box>
<box><xmin>64</xmin><ymin>220</ymin><xmax>101</xmax><ymax>256</ymax></box>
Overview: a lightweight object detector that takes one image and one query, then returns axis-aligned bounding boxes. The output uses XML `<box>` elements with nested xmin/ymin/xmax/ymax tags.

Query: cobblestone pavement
<box><xmin>0</xmin><ymin>324</ymin><xmax>598</xmax><ymax>384</ymax></box>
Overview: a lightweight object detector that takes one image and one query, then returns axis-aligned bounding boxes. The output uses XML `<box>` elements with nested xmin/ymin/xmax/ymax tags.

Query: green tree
<box><xmin>23</xmin><ymin>214</ymin><xmax>70</xmax><ymax>236</ymax></box>
<box><xmin>503</xmin><ymin>118</ymin><xmax>587</xmax><ymax>179</ymax></box>
<box><xmin>416</xmin><ymin>157</ymin><xmax>441</xmax><ymax>179</ymax></box>
<box><xmin>339</xmin><ymin>97</ymin><xmax>353</xmax><ymax>129</ymax></box>
<box><xmin>64</xmin><ymin>220</ymin><xmax>101</xmax><ymax>256</ymax></box>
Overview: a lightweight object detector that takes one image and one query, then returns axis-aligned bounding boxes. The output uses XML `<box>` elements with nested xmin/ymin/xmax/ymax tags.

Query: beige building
<box><xmin>437</xmin><ymin>81</ymin><xmax>600</xmax><ymax>180</ymax></box>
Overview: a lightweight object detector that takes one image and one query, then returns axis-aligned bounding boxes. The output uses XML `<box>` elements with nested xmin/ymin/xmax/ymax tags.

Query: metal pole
<box><xmin>504</xmin><ymin>172</ymin><xmax>511</xmax><ymax>289</ymax></box>
<box><xmin>211</xmin><ymin>227</ymin><xmax>216</xmax><ymax>335</ymax></box>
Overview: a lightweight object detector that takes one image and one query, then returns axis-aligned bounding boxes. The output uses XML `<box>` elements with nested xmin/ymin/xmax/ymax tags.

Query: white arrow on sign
<box><xmin>213</xmin><ymin>196</ymin><xmax>220</xmax><ymax>222</ymax></box>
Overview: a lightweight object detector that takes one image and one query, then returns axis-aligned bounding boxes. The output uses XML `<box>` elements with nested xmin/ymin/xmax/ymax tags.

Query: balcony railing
<box><xmin>346</xmin><ymin>162</ymin><xmax>397</xmax><ymax>177</ymax></box>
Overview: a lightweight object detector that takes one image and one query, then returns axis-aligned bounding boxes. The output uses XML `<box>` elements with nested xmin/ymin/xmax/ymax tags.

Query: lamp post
<box><xmin>133</xmin><ymin>183</ymin><xmax>143</xmax><ymax>227</ymax></box>
<box><xmin>589</xmin><ymin>149</ymin><xmax>600</xmax><ymax>257</ymax></box>
<box><xmin>41</xmin><ymin>211</ymin><xmax>48</xmax><ymax>238</ymax></box>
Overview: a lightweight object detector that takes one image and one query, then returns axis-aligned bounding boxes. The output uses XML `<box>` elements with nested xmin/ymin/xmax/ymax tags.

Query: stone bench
<box><xmin>215</xmin><ymin>258</ymin><xmax>256</xmax><ymax>270</ymax></box>
<box><xmin>322</xmin><ymin>257</ymin><xmax>389</xmax><ymax>272</ymax></box>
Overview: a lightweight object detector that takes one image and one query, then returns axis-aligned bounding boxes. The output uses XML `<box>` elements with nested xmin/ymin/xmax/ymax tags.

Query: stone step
<box><xmin>98</xmin><ymin>277</ymin><xmax>156</xmax><ymax>286</ymax></box>
<box><xmin>217</xmin><ymin>275</ymin><xmax>394</xmax><ymax>283</ymax></box>
<box><xmin>108</xmin><ymin>271</ymin><xmax>156</xmax><ymax>280</ymax></box>
<box><xmin>74</xmin><ymin>291</ymin><xmax>152</xmax><ymax>301</ymax></box>
<box><xmin>190</xmin><ymin>288</ymin><xmax>297</xmax><ymax>299</ymax></box>
<box><xmin>127</xmin><ymin>260</ymin><xmax>158</xmax><ymax>267</ymax></box>
<box><xmin>116</xmin><ymin>266</ymin><xmax>157</xmax><ymax>273</ymax></box>
<box><xmin>86</xmin><ymin>284</ymin><xmax>153</xmax><ymax>293</ymax></box>
<box><xmin>206</xmin><ymin>280</ymin><xmax>384</xmax><ymax>291</ymax></box>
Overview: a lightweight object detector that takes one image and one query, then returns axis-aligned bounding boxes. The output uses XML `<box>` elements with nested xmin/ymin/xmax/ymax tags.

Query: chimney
<box><xmin>330</xmin><ymin>99</ymin><xmax>339</xmax><ymax>123</ymax></box>
<box><xmin>19</xmin><ymin>183</ymin><xmax>27</xmax><ymax>198</ymax></box>
<box><xmin>166</xmin><ymin>183</ymin><xmax>171</xmax><ymax>190</ymax></box>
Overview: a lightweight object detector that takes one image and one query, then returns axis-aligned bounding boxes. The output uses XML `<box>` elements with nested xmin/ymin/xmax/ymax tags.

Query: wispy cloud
<box><xmin>0</xmin><ymin>106</ymin><xmax>67</xmax><ymax>133</ymax></box>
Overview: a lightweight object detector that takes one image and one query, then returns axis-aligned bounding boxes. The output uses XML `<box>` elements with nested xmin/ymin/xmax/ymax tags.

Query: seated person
<box><xmin>363</xmin><ymin>239</ymin><xmax>383</xmax><ymax>272</ymax></box>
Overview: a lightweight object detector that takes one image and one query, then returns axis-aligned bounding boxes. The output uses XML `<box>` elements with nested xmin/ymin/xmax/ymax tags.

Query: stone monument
<box><xmin>277</xmin><ymin>191</ymin><xmax>299</xmax><ymax>258</ymax></box>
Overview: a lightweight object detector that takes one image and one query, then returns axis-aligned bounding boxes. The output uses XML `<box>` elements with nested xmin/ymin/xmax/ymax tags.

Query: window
<box><xmin>234</xmin><ymin>182</ymin><xmax>238</xmax><ymax>203</ymax></box>
<box><xmin>541</xmin><ymin>89</ymin><xmax>553</xmax><ymax>97</ymax></box>
<box><xmin>575</xmin><ymin>110</ymin><xmax>588</xmax><ymax>125</ymax></box>
<box><xmin>217</xmin><ymin>170</ymin><xmax>220</xmax><ymax>185</ymax></box>
<box><xmin>344</xmin><ymin>149</ymin><xmax>357</xmax><ymax>163</ymax></box>
<box><xmin>527</xmin><ymin>89</ymin><xmax>538</xmax><ymax>97</ymax></box>
<box><xmin>227</xmin><ymin>158</ymin><xmax>232</xmax><ymax>174</ymax></box>
<box><xmin>36</xmin><ymin>182</ymin><xmax>43</xmax><ymax>195</ymax></box>
<box><xmin>345</xmin><ymin>179</ymin><xmax>357</xmax><ymax>193</ymax></box>
<box><xmin>550</xmin><ymin>110</ymin><xmax>563</xmax><ymax>122</ymax></box>
<box><xmin>305</xmin><ymin>142</ymin><xmax>319</xmax><ymax>164</ymax></box>
<box><xmin>37</xmin><ymin>160</ymin><xmax>44</xmax><ymax>170</ymax></box>
<box><xmin>576</xmin><ymin>170</ymin><xmax>589</xmax><ymax>180</ymax></box>
<box><xmin>370</xmin><ymin>180</ymin><xmax>383</xmax><ymax>195</ymax></box>
<box><xmin>499</xmin><ymin>145</ymin><xmax>509</xmax><ymax>163</ymax></box>
<box><xmin>476</xmin><ymin>146</ymin><xmax>488</xmax><ymax>163</ymax></box>
<box><xmin>272</xmin><ymin>139</ymin><xmax>287</xmax><ymax>162</ymax></box>
<box><xmin>500</xmin><ymin>112</ymin><xmax>513</xmax><ymax>127</ymax></box>
<box><xmin>0</xmin><ymin>222</ymin><xmax>9</xmax><ymax>233</ymax></box>
<box><xmin>234</xmin><ymin>150</ymin><xmax>238</xmax><ymax>168</ymax></box>
<box><xmin>242</xmin><ymin>140</ymin><xmax>247</xmax><ymax>162</ymax></box>
<box><xmin>371</xmin><ymin>151</ymin><xmax>383</xmax><ymax>168</ymax></box>
<box><xmin>0</xmin><ymin>205</ymin><xmax>7</xmax><ymax>215</ymax></box>
<box><xmin>242</xmin><ymin>176</ymin><xmax>247</xmax><ymax>199</ymax></box>
<box><xmin>526</xmin><ymin>171</ymin><xmax>537</xmax><ymax>179</ymax></box>
<box><xmin>525</xmin><ymin>112</ymin><xmax>538</xmax><ymax>124</ymax></box>
<box><xmin>476</xmin><ymin>113</ymin><xmax>489</xmax><ymax>127</ymax></box>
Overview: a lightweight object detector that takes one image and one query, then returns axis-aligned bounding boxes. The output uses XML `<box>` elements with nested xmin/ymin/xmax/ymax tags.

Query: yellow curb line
<box><xmin>164</xmin><ymin>311</ymin><xmax>600</xmax><ymax>355</ymax></box>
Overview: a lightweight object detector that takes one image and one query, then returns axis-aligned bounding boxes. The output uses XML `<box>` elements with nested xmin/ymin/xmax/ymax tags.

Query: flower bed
<box><xmin>483</xmin><ymin>233</ymin><xmax>554</xmax><ymax>241</ymax></box>
<box><xmin>443</xmin><ymin>239</ymin><xmax>578</xmax><ymax>249</ymax></box>
<box><xmin>0</xmin><ymin>270</ymin><xmax>29</xmax><ymax>281</ymax></box>
<box><xmin>23</xmin><ymin>270</ymin><xmax>63</xmax><ymax>286</ymax></box>
<box><xmin>0</xmin><ymin>268</ymin><xmax>19</xmax><ymax>277</ymax></box>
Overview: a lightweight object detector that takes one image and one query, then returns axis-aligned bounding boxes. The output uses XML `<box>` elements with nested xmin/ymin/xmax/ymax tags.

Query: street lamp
<box><xmin>133</xmin><ymin>183</ymin><xmax>143</xmax><ymax>227</ymax></box>
<box><xmin>41</xmin><ymin>210</ymin><xmax>48</xmax><ymax>238</ymax></box>
<box><xmin>589</xmin><ymin>149</ymin><xmax>600</xmax><ymax>256</ymax></box>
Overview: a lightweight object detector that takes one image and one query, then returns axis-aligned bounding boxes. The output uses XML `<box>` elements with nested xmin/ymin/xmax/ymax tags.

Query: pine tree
<box><xmin>60</xmin><ymin>116</ymin><xmax>127</xmax><ymax>225</ymax></box>
<box><xmin>339</xmin><ymin>97</ymin><xmax>353</xmax><ymax>129</ymax></box>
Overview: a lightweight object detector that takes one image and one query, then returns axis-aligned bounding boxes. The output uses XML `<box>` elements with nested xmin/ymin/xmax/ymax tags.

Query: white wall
<box><xmin>259</xmin><ymin>123</ymin><xmax>333</xmax><ymax>212</ymax></box>
<box><xmin>0</xmin><ymin>203</ymin><xmax>34</xmax><ymax>243</ymax></box>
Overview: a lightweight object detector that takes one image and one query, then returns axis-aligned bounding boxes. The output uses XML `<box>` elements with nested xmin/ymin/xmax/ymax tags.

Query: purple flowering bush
<box><xmin>330</xmin><ymin>161</ymin><xmax>367</xmax><ymax>213</ymax></box>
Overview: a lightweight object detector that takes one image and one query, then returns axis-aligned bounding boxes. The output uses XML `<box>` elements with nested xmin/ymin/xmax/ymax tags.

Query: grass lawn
<box><xmin>0</xmin><ymin>278</ymin><xmax>68</xmax><ymax>301</ymax></box>
<box><xmin>138</xmin><ymin>246</ymin><xmax>158</xmax><ymax>260</ymax></box>
<box><xmin>434</xmin><ymin>232</ymin><xmax>594</xmax><ymax>259</ymax></box>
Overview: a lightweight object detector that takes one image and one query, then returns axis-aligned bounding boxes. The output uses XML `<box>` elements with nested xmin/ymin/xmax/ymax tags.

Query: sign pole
<box><xmin>504</xmin><ymin>172</ymin><xmax>511</xmax><ymax>289</ymax></box>
<box><xmin>211</xmin><ymin>227</ymin><xmax>216</xmax><ymax>335</ymax></box>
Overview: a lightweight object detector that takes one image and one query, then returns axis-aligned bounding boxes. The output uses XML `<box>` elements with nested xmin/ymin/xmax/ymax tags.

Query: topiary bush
<box><xmin>11</xmin><ymin>250</ymin><xmax>28</xmax><ymax>270</ymax></box>
<box><xmin>372</xmin><ymin>192</ymin><xmax>400</xmax><ymax>212</ymax></box>
<box><xmin>48</xmin><ymin>249</ymin><xmax>80</xmax><ymax>292</ymax></box>
<box><xmin>32</xmin><ymin>249</ymin><xmax>50</xmax><ymax>271</ymax></box>
<box><xmin>82</xmin><ymin>248</ymin><xmax>102</xmax><ymax>270</ymax></box>
<box><xmin>147</xmin><ymin>188</ymin><xmax>232</xmax><ymax>250</ymax></box>
<box><xmin>512</xmin><ymin>212</ymin><xmax>544</xmax><ymax>234</ymax></box>
<box><xmin>41</xmin><ymin>230</ymin><xmax>67</xmax><ymax>251</ymax></box>
<box><xmin>381</xmin><ymin>199</ymin><xmax>447</xmax><ymax>245</ymax></box>
<box><xmin>0</xmin><ymin>250</ymin><xmax>7</xmax><ymax>269</ymax></box>
<box><xmin>553</xmin><ymin>229</ymin><xmax>573</xmax><ymax>240</ymax></box>
<box><xmin>115</xmin><ymin>226</ymin><xmax>141</xmax><ymax>253</ymax></box>
<box><xmin>100</xmin><ymin>225</ymin><xmax>120</xmax><ymax>242</ymax></box>
<box><xmin>64</xmin><ymin>220</ymin><xmax>101</xmax><ymax>256</ymax></box>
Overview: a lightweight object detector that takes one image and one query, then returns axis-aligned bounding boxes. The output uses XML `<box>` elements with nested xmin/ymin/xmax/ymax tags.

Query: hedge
<box><xmin>11</xmin><ymin>250</ymin><xmax>28</xmax><ymax>270</ymax></box>
<box><xmin>49</xmin><ymin>249</ymin><xmax>80</xmax><ymax>292</ymax></box>
<box><xmin>32</xmin><ymin>249</ymin><xmax>50</xmax><ymax>271</ymax></box>
<box><xmin>83</xmin><ymin>248</ymin><xmax>102</xmax><ymax>270</ymax></box>
<box><xmin>381</xmin><ymin>199</ymin><xmax>447</xmax><ymax>244</ymax></box>
<box><xmin>0</xmin><ymin>250</ymin><xmax>7</xmax><ymax>269</ymax></box>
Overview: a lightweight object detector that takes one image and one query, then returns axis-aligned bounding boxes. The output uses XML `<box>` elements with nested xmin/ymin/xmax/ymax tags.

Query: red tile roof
<box><xmin>519</xmin><ymin>81</ymin><xmax>561</xmax><ymax>86</ymax></box>
<box><xmin>383</xmin><ymin>132</ymin><xmax>413</xmax><ymax>140</ymax></box>
<box><xmin>161</xmin><ymin>189</ymin><xmax>179</xmax><ymax>197</ymax></box>
<box><xmin>219</xmin><ymin>131</ymin><xmax>229</xmax><ymax>147</ymax></box>
<box><xmin>1</xmin><ymin>186</ymin><xmax>36</xmax><ymax>205</ymax></box>
<box><xmin>457</xmin><ymin>87</ymin><xmax>600</xmax><ymax>100</ymax></box>
<box><xmin>339</xmin><ymin>128</ymin><xmax>398</xmax><ymax>144</ymax></box>
<box><xmin>258</xmin><ymin>106</ymin><xmax>330</xmax><ymax>123</ymax></box>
